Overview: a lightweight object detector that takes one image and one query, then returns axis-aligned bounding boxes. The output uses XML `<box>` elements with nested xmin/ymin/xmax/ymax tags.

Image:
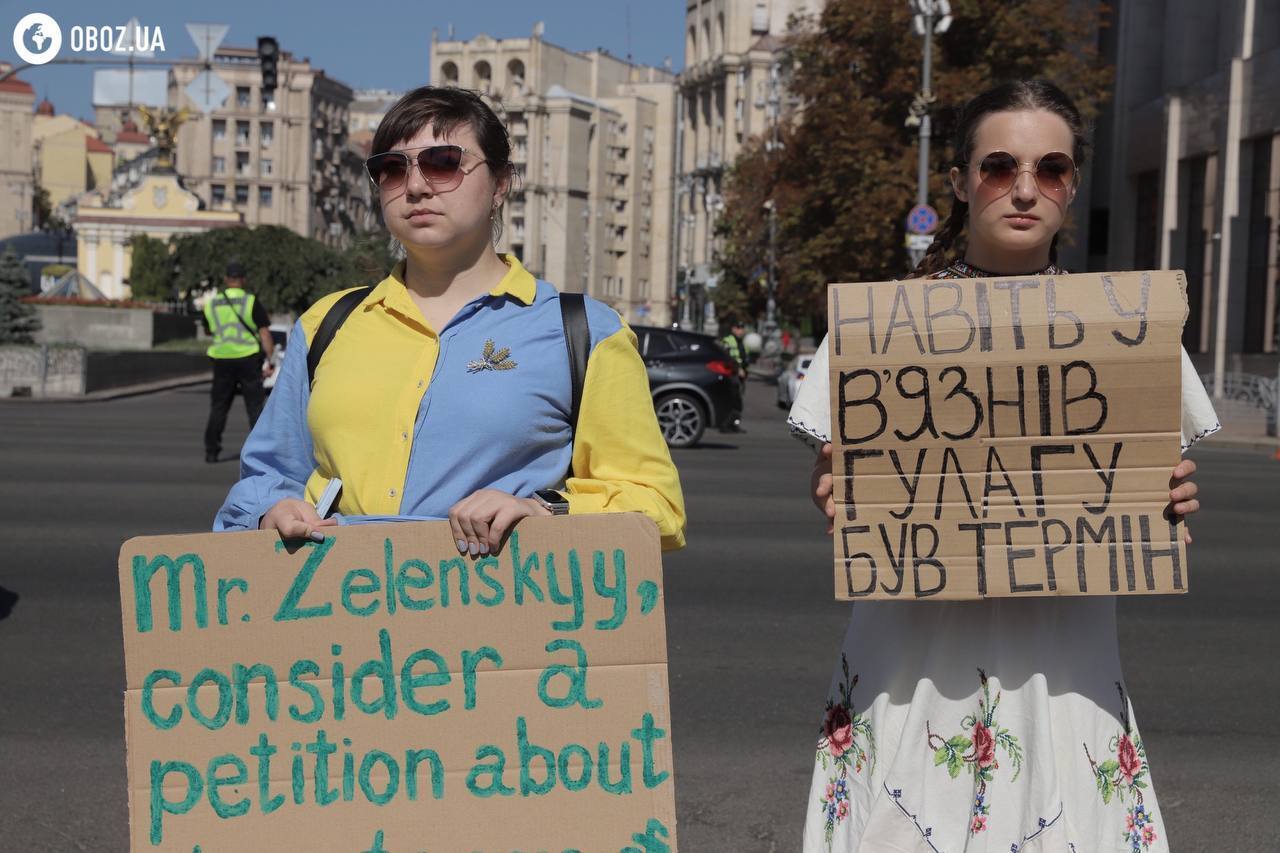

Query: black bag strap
<box><xmin>559</xmin><ymin>292</ymin><xmax>590</xmax><ymax>434</ymax></box>
<box><xmin>307</xmin><ymin>286</ymin><xmax>373</xmax><ymax>386</ymax></box>
<box><xmin>559</xmin><ymin>292</ymin><xmax>591</xmax><ymax>480</ymax></box>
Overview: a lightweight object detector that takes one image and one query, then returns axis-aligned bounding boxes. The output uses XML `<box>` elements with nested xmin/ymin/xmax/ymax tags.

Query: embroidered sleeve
<box><xmin>1180</xmin><ymin>347</ymin><xmax>1221</xmax><ymax>450</ymax></box>
<box><xmin>787</xmin><ymin>334</ymin><xmax>832</xmax><ymax>451</ymax></box>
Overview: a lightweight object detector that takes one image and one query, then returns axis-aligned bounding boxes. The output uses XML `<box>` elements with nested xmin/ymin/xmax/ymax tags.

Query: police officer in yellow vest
<box><xmin>720</xmin><ymin>319</ymin><xmax>748</xmax><ymax>432</ymax></box>
<box><xmin>203</xmin><ymin>261</ymin><xmax>275</xmax><ymax>463</ymax></box>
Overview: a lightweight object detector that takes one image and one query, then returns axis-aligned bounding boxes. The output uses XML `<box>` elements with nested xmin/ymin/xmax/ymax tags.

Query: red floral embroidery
<box><xmin>816</xmin><ymin>654</ymin><xmax>874</xmax><ymax>849</ymax></box>
<box><xmin>927</xmin><ymin>669</ymin><xmax>1023</xmax><ymax>837</ymax></box>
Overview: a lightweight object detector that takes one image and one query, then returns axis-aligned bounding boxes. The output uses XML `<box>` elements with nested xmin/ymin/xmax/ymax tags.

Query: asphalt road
<box><xmin>0</xmin><ymin>382</ymin><xmax>1276</xmax><ymax>851</ymax></box>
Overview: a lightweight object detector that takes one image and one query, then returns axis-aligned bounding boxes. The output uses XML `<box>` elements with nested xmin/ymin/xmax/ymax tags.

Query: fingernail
<box><xmin>469</xmin><ymin>542</ymin><xmax>479</xmax><ymax>556</ymax></box>
<box><xmin>310</xmin><ymin>531</ymin><xmax>325</xmax><ymax>543</ymax></box>
<box><xmin>456</xmin><ymin>539</ymin><xmax>468</xmax><ymax>553</ymax></box>
<box><xmin>479</xmin><ymin>543</ymin><xmax>490</xmax><ymax>556</ymax></box>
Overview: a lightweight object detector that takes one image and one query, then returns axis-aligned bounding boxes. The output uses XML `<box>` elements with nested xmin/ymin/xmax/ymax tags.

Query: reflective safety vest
<box><xmin>721</xmin><ymin>334</ymin><xmax>745</xmax><ymax>367</ymax></box>
<box><xmin>204</xmin><ymin>288</ymin><xmax>262</xmax><ymax>359</ymax></box>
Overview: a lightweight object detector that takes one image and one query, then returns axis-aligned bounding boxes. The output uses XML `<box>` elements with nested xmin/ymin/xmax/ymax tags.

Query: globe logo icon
<box><xmin>13</xmin><ymin>13</ymin><xmax>62</xmax><ymax>65</ymax></box>
<box><xmin>24</xmin><ymin>23</ymin><xmax>51</xmax><ymax>55</ymax></box>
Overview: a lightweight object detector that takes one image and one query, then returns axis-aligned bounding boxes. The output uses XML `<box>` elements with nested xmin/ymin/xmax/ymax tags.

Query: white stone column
<box><xmin>84</xmin><ymin>233</ymin><xmax>98</xmax><ymax>291</ymax></box>
<box><xmin>112</xmin><ymin>233</ymin><xmax>127</xmax><ymax>300</ymax></box>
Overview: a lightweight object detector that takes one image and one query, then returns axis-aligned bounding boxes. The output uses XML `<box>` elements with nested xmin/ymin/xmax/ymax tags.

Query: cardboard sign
<box><xmin>827</xmin><ymin>270</ymin><xmax>1188</xmax><ymax>600</ymax></box>
<box><xmin>118</xmin><ymin>514</ymin><xmax>676</xmax><ymax>852</ymax></box>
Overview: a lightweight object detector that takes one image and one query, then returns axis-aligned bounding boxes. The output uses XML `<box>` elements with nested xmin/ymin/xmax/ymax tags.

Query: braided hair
<box><xmin>912</xmin><ymin>79</ymin><xmax>1089</xmax><ymax>277</ymax></box>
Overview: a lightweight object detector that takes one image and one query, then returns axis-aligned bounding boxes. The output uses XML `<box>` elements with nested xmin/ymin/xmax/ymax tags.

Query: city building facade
<box><xmin>0</xmin><ymin>71</ymin><xmax>36</xmax><ymax>239</ymax></box>
<box><xmin>430</xmin><ymin>27</ymin><xmax>678</xmax><ymax>326</ymax></box>
<box><xmin>676</xmin><ymin>0</ymin><xmax>824</xmax><ymax>330</ymax></box>
<box><xmin>348</xmin><ymin>88</ymin><xmax>403</xmax><ymax>153</ymax></box>
<box><xmin>71</xmin><ymin>172</ymin><xmax>241</xmax><ymax>300</ymax></box>
<box><xmin>1083</xmin><ymin>0</ymin><xmax>1280</xmax><ymax>371</ymax></box>
<box><xmin>169</xmin><ymin>46</ymin><xmax>367</xmax><ymax>247</ymax></box>
<box><xmin>32</xmin><ymin>103</ymin><xmax>114</xmax><ymax>211</ymax></box>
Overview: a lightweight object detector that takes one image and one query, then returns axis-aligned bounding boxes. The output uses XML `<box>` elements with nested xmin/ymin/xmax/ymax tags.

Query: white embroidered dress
<box><xmin>788</xmin><ymin>269</ymin><xmax>1220</xmax><ymax>853</ymax></box>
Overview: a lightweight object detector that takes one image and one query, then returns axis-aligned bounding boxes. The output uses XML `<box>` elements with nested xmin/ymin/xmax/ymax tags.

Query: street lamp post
<box><xmin>761</xmin><ymin>60</ymin><xmax>783</xmax><ymax>362</ymax></box>
<box><xmin>905</xmin><ymin>0</ymin><xmax>951</xmax><ymax>267</ymax></box>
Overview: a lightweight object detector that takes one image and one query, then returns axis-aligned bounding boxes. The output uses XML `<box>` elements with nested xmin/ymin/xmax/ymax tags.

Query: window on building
<box><xmin>260</xmin><ymin>122</ymin><xmax>273</xmax><ymax>147</ymax></box>
<box><xmin>1244</xmin><ymin>136</ymin><xmax>1274</xmax><ymax>352</ymax></box>
<box><xmin>237</xmin><ymin>86</ymin><xmax>251</xmax><ymax>109</ymax></box>
<box><xmin>212</xmin><ymin>156</ymin><xmax>225</xmax><ymax>174</ymax></box>
<box><xmin>236</xmin><ymin>151</ymin><xmax>251</xmax><ymax>176</ymax></box>
<box><xmin>259</xmin><ymin>186</ymin><xmax>273</xmax><ymax>208</ymax></box>
<box><xmin>211</xmin><ymin>184</ymin><xmax>226</xmax><ymax>205</ymax></box>
<box><xmin>235</xmin><ymin>184</ymin><xmax>250</xmax><ymax>205</ymax></box>
<box><xmin>212</xmin><ymin>119</ymin><xmax>226</xmax><ymax>141</ymax></box>
<box><xmin>1133</xmin><ymin>170</ymin><xmax>1159</xmax><ymax>271</ymax></box>
<box><xmin>235</xmin><ymin>121</ymin><xmax>250</xmax><ymax>147</ymax></box>
<box><xmin>260</xmin><ymin>158</ymin><xmax>273</xmax><ymax>177</ymax></box>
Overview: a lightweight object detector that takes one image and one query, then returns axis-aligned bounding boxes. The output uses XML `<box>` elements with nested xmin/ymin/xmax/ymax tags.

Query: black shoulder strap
<box><xmin>219</xmin><ymin>289</ymin><xmax>263</xmax><ymax>348</ymax></box>
<box><xmin>307</xmin><ymin>286</ymin><xmax>374</xmax><ymax>386</ymax></box>
<box><xmin>559</xmin><ymin>292</ymin><xmax>591</xmax><ymax>433</ymax></box>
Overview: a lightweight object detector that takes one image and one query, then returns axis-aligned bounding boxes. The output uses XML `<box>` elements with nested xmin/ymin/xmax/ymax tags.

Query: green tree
<box><xmin>0</xmin><ymin>246</ymin><xmax>40</xmax><ymax>344</ymax></box>
<box><xmin>170</xmin><ymin>226</ymin><xmax>359</xmax><ymax>314</ymax></box>
<box><xmin>718</xmin><ymin>0</ymin><xmax>1113</xmax><ymax>333</ymax></box>
<box><xmin>128</xmin><ymin>234</ymin><xmax>173</xmax><ymax>301</ymax></box>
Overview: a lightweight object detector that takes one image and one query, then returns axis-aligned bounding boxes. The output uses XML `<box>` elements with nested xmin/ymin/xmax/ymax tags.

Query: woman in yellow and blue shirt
<box><xmin>214</xmin><ymin>87</ymin><xmax>685</xmax><ymax>554</ymax></box>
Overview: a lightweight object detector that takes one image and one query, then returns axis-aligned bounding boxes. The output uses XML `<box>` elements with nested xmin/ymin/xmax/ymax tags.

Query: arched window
<box><xmin>686</xmin><ymin>26</ymin><xmax>696</xmax><ymax>65</ymax></box>
<box><xmin>474</xmin><ymin>60</ymin><xmax>492</xmax><ymax>93</ymax></box>
<box><xmin>441</xmin><ymin>61</ymin><xmax>459</xmax><ymax>84</ymax></box>
<box><xmin>702</xmin><ymin>19</ymin><xmax>711</xmax><ymax>61</ymax></box>
<box><xmin>506</xmin><ymin>59</ymin><xmax>526</xmax><ymax>97</ymax></box>
<box><xmin>716</xmin><ymin>13</ymin><xmax>725</xmax><ymax>55</ymax></box>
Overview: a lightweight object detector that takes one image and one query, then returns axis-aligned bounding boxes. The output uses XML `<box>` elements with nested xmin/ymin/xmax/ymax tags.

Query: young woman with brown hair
<box><xmin>787</xmin><ymin>79</ymin><xmax>1219</xmax><ymax>852</ymax></box>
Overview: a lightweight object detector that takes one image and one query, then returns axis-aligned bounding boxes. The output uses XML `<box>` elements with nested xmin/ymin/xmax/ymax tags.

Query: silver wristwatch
<box><xmin>533</xmin><ymin>489</ymin><xmax>570</xmax><ymax>515</ymax></box>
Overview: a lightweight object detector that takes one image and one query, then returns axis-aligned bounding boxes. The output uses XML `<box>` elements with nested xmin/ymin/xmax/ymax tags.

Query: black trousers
<box><xmin>204</xmin><ymin>354</ymin><xmax>265</xmax><ymax>455</ymax></box>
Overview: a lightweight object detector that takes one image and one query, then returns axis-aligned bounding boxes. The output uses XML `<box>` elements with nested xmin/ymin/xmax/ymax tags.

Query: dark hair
<box><xmin>372</xmin><ymin>86</ymin><xmax>516</xmax><ymax>240</ymax></box>
<box><xmin>913</xmin><ymin>79</ymin><xmax>1089</xmax><ymax>277</ymax></box>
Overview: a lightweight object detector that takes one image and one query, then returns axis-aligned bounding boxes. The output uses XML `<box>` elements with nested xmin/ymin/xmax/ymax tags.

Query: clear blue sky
<box><xmin>1</xmin><ymin>0</ymin><xmax>685</xmax><ymax>120</ymax></box>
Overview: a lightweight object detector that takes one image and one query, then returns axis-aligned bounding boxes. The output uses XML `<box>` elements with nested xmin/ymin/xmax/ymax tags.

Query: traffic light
<box><xmin>257</xmin><ymin>36</ymin><xmax>279</xmax><ymax>101</ymax></box>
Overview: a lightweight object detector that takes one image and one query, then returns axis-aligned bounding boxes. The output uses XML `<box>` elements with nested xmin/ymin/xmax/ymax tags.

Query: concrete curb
<box><xmin>1197</xmin><ymin>434</ymin><xmax>1280</xmax><ymax>454</ymax></box>
<box><xmin>0</xmin><ymin>373</ymin><xmax>211</xmax><ymax>403</ymax></box>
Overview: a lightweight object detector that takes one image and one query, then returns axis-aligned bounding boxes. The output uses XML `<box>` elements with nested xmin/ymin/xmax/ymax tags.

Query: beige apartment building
<box><xmin>677</xmin><ymin>0</ymin><xmax>823</xmax><ymax>328</ymax></box>
<box><xmin>0</xmin><ymin>72</ymin><xmax>36</xmax><ymax>239</ymax></box>
<box><xmin>349</xmin><ymin>88</ymin><xmax>403</xmax><ymax>153</ymax></box>
<box><xmin>32</xmin><ymin>103</ymin><xmax>115</xmax><ymax>210</ymax></box>
<box><xmin>168</xmin><ymin>47</ymin><xmax>367</xmax><ymax>247</ymax></box>
<box><xmin>431</xmin><ymin>28</ymin><xmax>677</xmax><ymax>326</ymax></box>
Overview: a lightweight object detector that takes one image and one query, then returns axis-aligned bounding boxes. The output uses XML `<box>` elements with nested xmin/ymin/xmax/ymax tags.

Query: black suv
<box><xmin>631</xmin><ymin>325</ymin><xmax>743</xmax><ymax>447</ymax></box>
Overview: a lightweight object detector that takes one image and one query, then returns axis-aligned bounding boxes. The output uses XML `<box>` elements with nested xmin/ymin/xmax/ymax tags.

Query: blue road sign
<box><xmin>906</xmin><ymin>203</ymin><xmax>939</xmax><ymax>235</ymax></box>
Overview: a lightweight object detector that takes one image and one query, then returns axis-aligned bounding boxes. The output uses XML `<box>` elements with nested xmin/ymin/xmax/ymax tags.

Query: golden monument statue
<box><xmin>137</xmin><ymin>106</ymin><xmax>191</xmax><ymax>173</ymax></box>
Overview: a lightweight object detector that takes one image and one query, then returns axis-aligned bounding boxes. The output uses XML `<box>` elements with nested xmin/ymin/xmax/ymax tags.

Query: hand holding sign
<box><xmin>118</xmin><ymin>514</ymin><xmax>676</xmax><ymax>851</ymax></box>
<box><xmin>826</xmin><ymin>270</ymin><xmax>1191</xmax><ymax>600</ymax></box>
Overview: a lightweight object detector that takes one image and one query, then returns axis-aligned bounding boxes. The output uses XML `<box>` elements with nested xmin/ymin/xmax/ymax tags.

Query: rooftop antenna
<box><xmin>626</xmin><ymin>5</ymin><xmax>633</xmax><ymax>64</ymax></box>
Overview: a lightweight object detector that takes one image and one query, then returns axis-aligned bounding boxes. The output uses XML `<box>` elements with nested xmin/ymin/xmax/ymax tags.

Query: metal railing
<box><xmin>1201</xmin><ymin>368</ymin><xmax>1279</xmax><ymax>437</ymax></box>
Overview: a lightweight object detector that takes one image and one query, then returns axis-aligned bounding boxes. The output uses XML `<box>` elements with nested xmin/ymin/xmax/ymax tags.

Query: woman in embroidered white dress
<box><xmin>788</xmin><ymin>80</ymin><xmax>1220</xmax><ymax>853</ymax></box>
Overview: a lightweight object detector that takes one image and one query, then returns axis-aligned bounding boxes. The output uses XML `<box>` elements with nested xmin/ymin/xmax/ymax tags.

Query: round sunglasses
<box><xmin>972</xmin><ymin>150</ymin><xmax>1078</xmax><ymax>202</ymax></box>
<box><xmin>364</xmin><ymin>144</ymin><xmax>490</xmax><ymax>193</ymax></box>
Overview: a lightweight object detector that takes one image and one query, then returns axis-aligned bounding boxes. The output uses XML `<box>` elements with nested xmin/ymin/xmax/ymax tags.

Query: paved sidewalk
<box><xmin>0</xmin><ymin>372</ymin><xmax>211</xmax><ymax>404</ymax></box>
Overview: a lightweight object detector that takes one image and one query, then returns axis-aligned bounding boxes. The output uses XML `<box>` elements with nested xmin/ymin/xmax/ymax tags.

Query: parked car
<box><xmin>262</xmin><ymin>324</ymin><xmax>289</xmax><ymax>391</ymax></box>
<box><xmin>631</xmin><ymin>325</ymin><xmax>743</xmax><ymax>448</ymax></box>
<box><xmin>776</xmin><ymin>352</ymin><xmax>816</xmax><ymax>409</ymax></box>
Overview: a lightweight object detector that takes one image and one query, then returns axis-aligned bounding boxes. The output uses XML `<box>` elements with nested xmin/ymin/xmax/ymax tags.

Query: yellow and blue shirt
<box><xmin>213</xmin><ymin>255</ymin><xmax>686</xmax><ymax>550</ymax></box>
